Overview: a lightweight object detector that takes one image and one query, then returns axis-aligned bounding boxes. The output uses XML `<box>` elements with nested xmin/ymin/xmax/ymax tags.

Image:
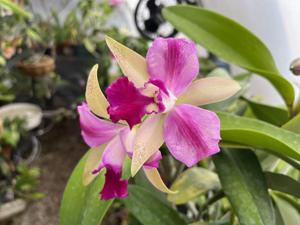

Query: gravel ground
<box><xmin>12</xmin><ymin>119</ymin><xmax>86</xmax><ymax>225</ymax></box>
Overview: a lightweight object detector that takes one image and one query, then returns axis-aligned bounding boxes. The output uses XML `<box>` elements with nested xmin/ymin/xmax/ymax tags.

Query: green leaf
<box><xmin>282</xmin><ymin>113</ymin><xmax>300</xmax><ymax>133</ymax></box>
<box><xmin>275</xmin><ymin>192</ymin><xmax>300</xmax><ymax>213</ymax></box>
<box><xmin>189</xmin><ymin>223</ymin><xmax>215</xmax><ymax>225</ymax></box>
<box><xmin>123</xmin><ymin>185</ymin><xmax>187</xmax><ymax>225</ymax></box>
<box><xmin>163</xmin><ymin>5</ymin><xmax>294</xmax><ymax>106</ymax></box>
<box><xmin>213</xmin><ymin>149</ymin><xmax>275</xmax><ymax>225</ymax></box>
<box><xmin>272</xmin><ymin>194</ymin><xmax>300</xmax><ymax>225</ymax></box>
<box><xmin>26</xmin><ymin>28</ymin><xmax>43</xmax><ymax>43</ymax></box>
<box><xmin>265</xmin><ymin>172</ymin><xmax>300</xmax><ymax>198</ymax></box>
<box><xmin>134</xmin><ymin>170</ymin><xmax>167</xmax><ymax>201</ymax></box>
<box><xmin>59</xmin><ymin>150</ymin><xmax>112</xmax><ymax>225</ymax></box>
<box><xmin>167</xmin><ymin>167</ymin><xmax>220</xmax><ymax>204</ymax></box>
<box><xmin>122</xmin><ymin>155</ymin><xmax>132</xmax><ymax>180</ymax></box>
<box><xmin>0</xmin><ymin>0</ymin><xmax>32</xmax><ymax>18</ymax></box>
<box><xmin>218</xmin><ymin>112</ymin><xmax>300</xmax><ymax>161</ymax></box>
<box><xmin>0</xmin><ymin>55</ymin><xmax>6</xmax><ymax>66</ymax></box>
<box><xmin>244</xmin><ymin>98</ymin><xmax>289</xmax><ymax>126</ymax></box>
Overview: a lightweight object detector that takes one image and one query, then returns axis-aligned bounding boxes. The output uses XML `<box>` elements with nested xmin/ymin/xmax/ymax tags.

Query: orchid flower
<box><xmin>104</xmin><ymin>36</ymin><xmax>241</xmax><ymax>176</ymax></box>
<box><xmin>109</xmin><ymin>0</ymin><xmax>123</xmax><ymax>7</ymax></box>
<box><xmin>78</xmin><ymin>65</ymin><xmax>175</xmax><ymax>200</ymax></box>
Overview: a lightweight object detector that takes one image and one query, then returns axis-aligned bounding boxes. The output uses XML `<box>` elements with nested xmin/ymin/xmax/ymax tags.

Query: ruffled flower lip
<box><xmin>106</xmin><ymin>77</ymin><xmax>177</xmax><ymax>128</ymax></box>
<box><xmin>106</xmin><ymin>77</ymin><xmax>154</xmax><ymax>128</ymax></box>
<box><xmin>100</xmin><ymin>166</ymin><xmax>128</xmax><ymax>200</ymax></box>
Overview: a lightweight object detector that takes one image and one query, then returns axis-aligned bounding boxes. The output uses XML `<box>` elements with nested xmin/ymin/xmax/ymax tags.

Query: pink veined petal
<box><xmin>93</xmin><ymin>134</ymin><xmax>127</xmax><ymax>174</ymax></box>
<box><xmin>143</xmin><ymin>151</ymin><xmax>162</xmax><ymax>169</ymax></box>
<box><xmin>77</xmin><ymin>103</ymin><xmax>125</xmax><ymax>147</ymax></box>
<box><xmin>106</xmin><ymin>76</ymin><xmax>154</xmax><ymax>128</ymax></box>
<box><xmin>177</xmin><ymin>77</ymin><xmax>241</xmax><ymax>106</ymax></box>
<box><xmin>120</xmin><ymin>127</ymin><xmax>135</xmax><ymax>156</ymax></box>
<box><xmin>164</xmin><ymin>104</ymin><xmax>221</xmax><ymax>167</ymax></box>
<box><xmin>146</xmin><ymin>38</ymin><xmax>199</xmax><ymax>96</ymax></box>
<box><xmin>93</xmin><ymin>135</ymin><xmax>128</xmax><ymax>200</ymax></box>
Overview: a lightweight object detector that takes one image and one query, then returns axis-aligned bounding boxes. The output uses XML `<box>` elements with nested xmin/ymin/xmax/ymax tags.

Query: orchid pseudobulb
<box><xmin>78</xmin><ymin>37</ymin><xmax>240</xmax><ymax>200</ymax></box>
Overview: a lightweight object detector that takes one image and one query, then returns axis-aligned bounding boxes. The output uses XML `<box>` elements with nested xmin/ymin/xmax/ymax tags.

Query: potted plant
<box><xmin>17</xmin><ymin>53</ymin><xmax>55</xmax><ymax>78</ymax></box>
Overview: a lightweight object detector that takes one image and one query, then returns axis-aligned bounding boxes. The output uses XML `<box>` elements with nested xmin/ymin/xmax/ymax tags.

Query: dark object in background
<box><xmin>134</xmin><ymin>0</ymin><xmax>181</xmax><ymax>40</ymax></box>
<box><xmin>134</xmin><ymin>0</ymin><xmax>202</xmax><ymax>40</ymax></box>
<box><xmin>290</xmin><ymin>58</ymin><xmax>300</xmax><ymax>75</ymax></box>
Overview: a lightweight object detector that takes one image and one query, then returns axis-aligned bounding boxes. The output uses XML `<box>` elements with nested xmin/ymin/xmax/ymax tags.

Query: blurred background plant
<box><xmin>0</xmin><ymin>117</ymin><xmax>42</xmax><ymax>221</ymax></box>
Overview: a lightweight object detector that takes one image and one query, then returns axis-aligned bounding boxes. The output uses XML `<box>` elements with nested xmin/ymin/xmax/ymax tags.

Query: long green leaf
<box><xmin>123</xmin><ymin>185</ymin><xmax>187</xmax><ymax>225</ymax></box>
<box><xmin>244</xmin><ymin>98</ymin><xmax>289</xmax><ymax>126</ymax></box>
<box><xmin>282</xmin><ymin>113</ymin><xmax>300</xmax><ymax>133</ymax></box>
<box><xmin>59</xmin><ymin>151</ymin><xmax>112</xmax><ymax>225</ymax></box>
<box><xmin>213</xmin><ymin>149</ymin><xmax>275</xmax><ymax>225</ymax></box>
<box><xmin>272</xmin><ymin>194</ymin><xmax>300</xmax><ymax>225</ymax></box>
<box><xmin>163</xmin><ymin>5</ymin><xmax>294</xmax><ymax>106</ymax></box>
<box><xmin>265</xmin><ymin>172</ymin><xmax>300</xmax><ymax>198</ymax></box>
<box><xmin>218</xmin><ymin>112</ymin><xmax>300</xmax><ymax>161</ymax></box>
<box><xmin>189</xmin><ymin>223</ymin><xmax>215</xmax><ymax>225</ymax></box>
<box><xmin>0</xmin><ymin>0</ymin><xmax>32</xmax><ymax>18</ymax></box>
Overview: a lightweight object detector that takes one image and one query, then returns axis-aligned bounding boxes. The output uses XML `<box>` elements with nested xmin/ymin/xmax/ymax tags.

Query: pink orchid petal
<box><xmin>100</xmin><ymin>167</ymin><xmax>128</xmax><ymax>200</ymax></box>
<box><xmin>143</xmin><ymin>151</ymin><xmax>162</xmax><ymax>169</ymax></box>
<box><xmin>93</xmin><ymin>135</ymin><xmax>128</xmax><ymax>200</ymax></box>
<box><xmin>109</xmin><ymin>0</ymin><xmax>123</xmax><ymax>6</ymax></box>
<box><xmin>77</xmin><ymin>103</ymin><xmax>125</xmax><ymax>147</ymax></box>
<box><xmin>177</xmin><ymin>77</ymin><xmax>241</xmax><ymax>106</ymax></box>
<box><xmin>164</xmin><ymin>104</ymin><xmax>221</xmax><ymax>167</ymax></box>
<box><xmin>146</xmin><ymin>38</ymin><xmax>199</xmax><ymax>96</ymax></box>
<box><xmin>106</xmin><ymin>77</ymin><xmax>154</xmax><ymax>128</ymax></box>
<box><xmin>120</xmin><ymin>127</ymin><xmax>136</xmax><ymax>155</ymax></box>
<box><xmin>94</xmin><ymin>135</ymin><xmax>127</xmax><ymax>173</ymax></box>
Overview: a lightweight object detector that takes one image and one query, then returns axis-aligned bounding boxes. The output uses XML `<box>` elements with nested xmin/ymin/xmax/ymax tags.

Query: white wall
<box><xmin>202</xmin><ymin>0</ymin><xmax>300</xmax><ymax>105</ymax></box>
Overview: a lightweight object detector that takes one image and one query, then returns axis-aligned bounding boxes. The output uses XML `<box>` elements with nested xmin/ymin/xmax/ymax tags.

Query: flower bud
<box><xmin>290</xmin><ymin>58</ymin><xmax>300</xmax><ymax>75</ymax></box>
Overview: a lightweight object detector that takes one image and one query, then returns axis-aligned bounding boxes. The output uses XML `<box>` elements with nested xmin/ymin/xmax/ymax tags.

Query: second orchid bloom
<box><xmin>78</xmin><ymin>36</ymin><xmax>241</xmax><ymax>200</ymax></box>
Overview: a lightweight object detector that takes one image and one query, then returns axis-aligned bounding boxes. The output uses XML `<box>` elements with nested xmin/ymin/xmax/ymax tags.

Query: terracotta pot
<box><xmin>17</xmin><ymin>55</ymin><xmax>55</xmax><ymax>78</ymax></box>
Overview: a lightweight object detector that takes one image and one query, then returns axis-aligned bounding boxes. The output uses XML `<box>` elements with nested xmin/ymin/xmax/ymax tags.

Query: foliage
<box><xmin>0</xmin><ymin>117</ymin><xmax>25</xmax><ymax>147</ymax></box>
<box><xmin>0</xmin><ymin>118</ymin><xmax>42</xmax><ymax>202</ymax></box>
<box><xmin>15</xmin><ymin>164</ymin><xmax>44</xmax><ymax>200</ymax></box>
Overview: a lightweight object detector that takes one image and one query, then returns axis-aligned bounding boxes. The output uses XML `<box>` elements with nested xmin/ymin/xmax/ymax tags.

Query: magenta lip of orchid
<box><xmin>78</xmin><ymin>36</ymin><xmax>240</xmax><ymax>200</ymax></box>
